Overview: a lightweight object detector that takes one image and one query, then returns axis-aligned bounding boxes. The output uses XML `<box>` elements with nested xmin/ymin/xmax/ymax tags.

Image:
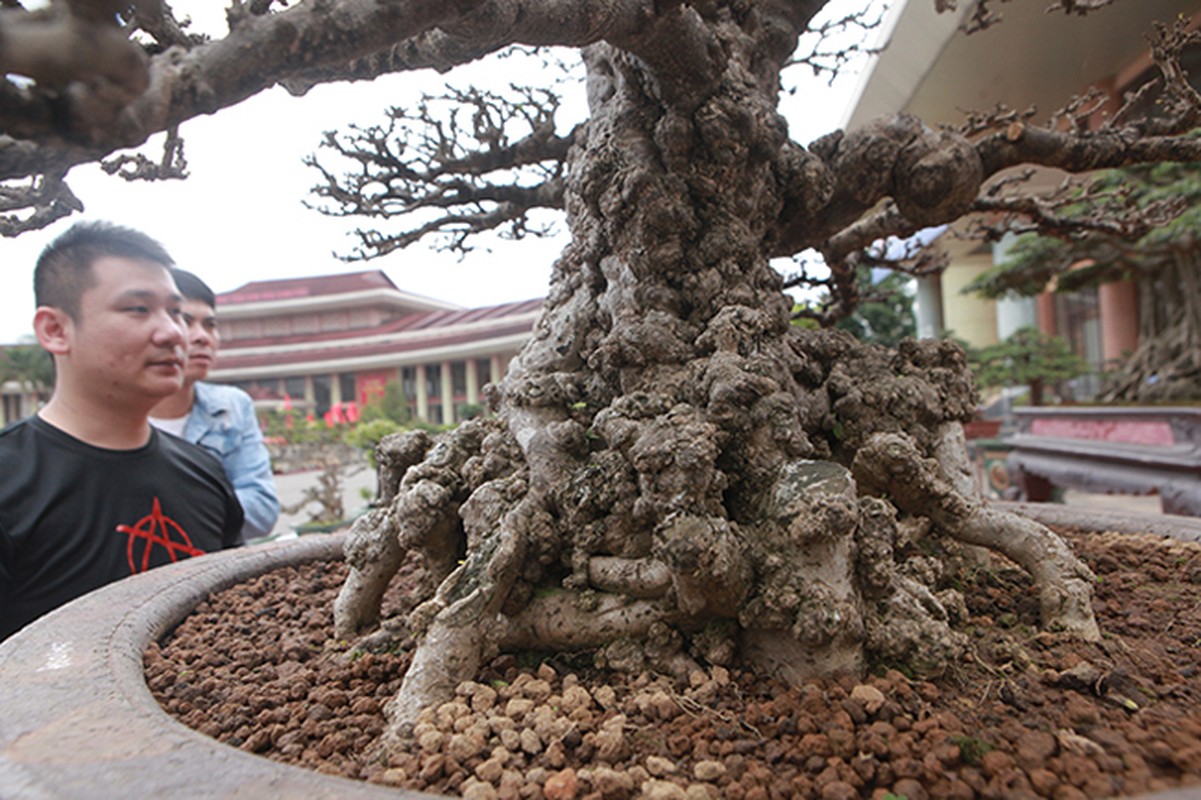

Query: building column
<box><xmin>415</xmin><ymin>365</ymin><xmax>429</xmax><ymax>422</ymax></box>
<box><xmin>1036</xmin><ymin>292</ymin><xmax>1057</xmax><ymax>336</ymax></box>
<box><xmin>466</xmin><ymin>359</ymin><xmax>480</xmax><ymax>406</ymax></box>
<box><xmin>440</xmin><ymin>361</ymin><xmax>454</xmax><ymax>423</ymax></box>
<box><xmin>490</xmin><ymin>355</ymin><xmax>503</xmax><ymax>386</ymax></box>
<box><xmin>1099</xmin><ymin>280</ymin><xmax>1139</xmax><ymax>363</ymax></box>
<box><xmin>330</xmin><ymin>374</ymin><xmax>343</xmax><ymax>405</ymax></box>
<box><xmin>913</xmin><ymin>275</ymin><xmax>943</xmax><ymax>340</ymax></box>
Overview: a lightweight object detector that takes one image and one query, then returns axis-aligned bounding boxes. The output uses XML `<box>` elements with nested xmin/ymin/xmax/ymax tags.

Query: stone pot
<box><xmin>2</xmin><ymin>505</ymin><xmax>1200</xmax><ymax>799</ymax></box>
<box><xmin>0</xmin><ymin>534</ymin><xmax>433</xmax><ymax>799</ymax></box>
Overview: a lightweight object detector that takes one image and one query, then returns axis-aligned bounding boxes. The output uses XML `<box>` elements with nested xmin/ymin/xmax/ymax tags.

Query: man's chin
<box><xmin>145</xmin><ymin>368</ymin><xmax>185</xmax><ymax>394</ymax></box>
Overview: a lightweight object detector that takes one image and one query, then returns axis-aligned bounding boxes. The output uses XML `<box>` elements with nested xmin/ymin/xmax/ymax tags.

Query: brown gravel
<box><xmin>146</xmin><ymin>528</ymin><xmax>1201</xmax><ymax>799</ymax></box>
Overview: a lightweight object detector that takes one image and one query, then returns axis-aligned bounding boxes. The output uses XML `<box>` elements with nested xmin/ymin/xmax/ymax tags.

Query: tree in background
<box><xmin>834</xmin><ymin>270</ymin><xmax>916</xmax><ymax>348</ymax></box>
<box><xmin>792</xmin><ymin>269</ymin><xmax>916</xmax><ymax>347</ymax></box>
<box><xmin>970</xmin><ymin>327</ymin><xmax>1089</xmax><ymax>407</ymax></box>
<box><xmin>359</xmin><ymin>379</ymin><xmax>412</xmax><ymax>427</ymax></box>
<box><xmin>5</xmin><ymin>0</ymin><xmax>1201</xmax><ymax>743</ymax></box>
<box><xmin>966</xmin><ymin>157</ymin><xmax>1201</xmax><ymax>403</ymax></box>
<box><xmin>0</xmin><ymin>339</ymin><xmax>54</xmax><ymax>408</ymax></box>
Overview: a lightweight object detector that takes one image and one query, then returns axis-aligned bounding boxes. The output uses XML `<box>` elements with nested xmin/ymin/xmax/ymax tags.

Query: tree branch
<box><xmin>307</xmin><ymin>81</ymin><xmax>574</xmax><ymax>258</ymax></box>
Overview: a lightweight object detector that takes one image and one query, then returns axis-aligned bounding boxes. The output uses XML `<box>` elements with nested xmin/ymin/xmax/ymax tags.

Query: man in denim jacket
<box><xmin>150</xmin><ymin>270</ymin><xmax>281</xmax><ymax>540</ymax></box>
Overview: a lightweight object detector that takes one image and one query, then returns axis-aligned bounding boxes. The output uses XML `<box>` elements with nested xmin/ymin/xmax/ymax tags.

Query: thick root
<box><xmin>852</xmin><ymin>428</ymin><xmax>1100</xmax><ymax>640</ymax></box>
<box><xmin>333</xmin><ymin>509</ymin><xmax>403</xmax><ymax>640</ymax></box>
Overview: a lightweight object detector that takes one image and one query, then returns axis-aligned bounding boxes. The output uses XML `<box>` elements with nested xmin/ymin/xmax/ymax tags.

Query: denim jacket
<box><xmin>184</xmin><ymin>383</ymin><xmax>280</xmax><ymax>540</ymax></box>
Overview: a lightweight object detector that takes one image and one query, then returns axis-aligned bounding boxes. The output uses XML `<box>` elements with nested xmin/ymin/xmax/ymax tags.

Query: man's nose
<box><xmin>154</xmin><ymin>310</ymin><xmax>186</xmax><ymax>345</ymax></box>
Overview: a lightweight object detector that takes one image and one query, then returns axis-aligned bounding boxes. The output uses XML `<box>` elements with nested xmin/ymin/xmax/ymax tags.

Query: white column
<box><xmin>415</xmin><ymin>365</ymin><xmax>429</xmax><ymax>422</ymax></box>
<box><xmin>440</xmin><ymin>361</ymin><xmax>454</xmax><ymax>423</ymax></box>
<box><xmin>466</xmin><ymin>359</ymin><xmax>480</xmax><ymax>406</ymax></box>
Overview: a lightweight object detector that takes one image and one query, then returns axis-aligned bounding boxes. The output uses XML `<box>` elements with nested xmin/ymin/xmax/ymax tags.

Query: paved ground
<box><xmin>269</xmin><ymin>464</ymin><xmax>378</xmax><ymax>538</ymax></box>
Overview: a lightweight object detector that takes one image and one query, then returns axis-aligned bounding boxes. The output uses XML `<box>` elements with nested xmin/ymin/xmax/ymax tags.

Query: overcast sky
<box><xmin>0</xmin><ymin>1</ymin><xmax>879</xmax><ymax>344</ymax></box>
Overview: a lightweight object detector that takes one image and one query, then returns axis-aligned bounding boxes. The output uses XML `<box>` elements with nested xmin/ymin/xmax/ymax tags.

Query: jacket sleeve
<box><xmin>224</xmin><ymin>391</ymin><xmax>281</xmax><ymax>540</ymax></box>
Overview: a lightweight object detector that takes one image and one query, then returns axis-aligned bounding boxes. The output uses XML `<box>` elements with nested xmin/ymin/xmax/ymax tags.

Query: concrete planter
<box><xmin>0</xmin><ymin>535</ymin><xmax>434</xmax><ymax>799</ymax></box>
<box><xmin>2</xmin><ymin>506</ymin><xmax>1200</xmax><ymax>799</ymax></box>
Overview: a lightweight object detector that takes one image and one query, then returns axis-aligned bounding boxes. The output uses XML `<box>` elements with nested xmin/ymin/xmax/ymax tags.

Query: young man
<box><xmin>150</xmin><ymin>269</ymin><xmax>280</xmax><ymax>540</ymax></box>
<box><xmin>0</xmin><ymin>222</ymin><xmax>244</xmax><ymax>641</ymax></box>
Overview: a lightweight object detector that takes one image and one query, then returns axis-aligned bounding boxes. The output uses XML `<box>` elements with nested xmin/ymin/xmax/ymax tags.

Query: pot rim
<box><xmin>0</xmin><ymin>533</ymin><xmax>436</xmax><ymax>799</ymax></box>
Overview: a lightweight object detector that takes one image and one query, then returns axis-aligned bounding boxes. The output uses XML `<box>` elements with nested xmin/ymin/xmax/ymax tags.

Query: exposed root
<box><xmin>334</xmin><ymin>431</ymin><xmax>437</xmax><ymax>640</ymax></box>
<box><xmin>852</xmin><ymin>427</ymin><xmax>1101</xmax><ymax>640</ymax></box>
<box><xmin>334</xmin><ymin>509</ymin><xmax>403</xmax><ymax>640</ymax></box>
<box><xmin>500</xmin><ymin>590</ymin><xmax>675</xmax><ymax>650</ymax></box>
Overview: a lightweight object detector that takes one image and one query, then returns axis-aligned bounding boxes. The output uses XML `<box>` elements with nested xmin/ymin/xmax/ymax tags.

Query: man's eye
<box><xmin>124</xmin><ymin>306</ymin><xmax>150</xmax><ymax>314</ymax></box>
<box><xmin>182</xmin><ymin>313</ymin><xmax>196</xmax><ymax>324</ymax></box>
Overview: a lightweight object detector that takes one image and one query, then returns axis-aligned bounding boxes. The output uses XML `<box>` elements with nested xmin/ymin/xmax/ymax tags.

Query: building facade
<box><xmin>208</xmin><ymin>271</ymin><xmax>541</xmax><ymax>426</ymax></box>
<box><xmin>841</xmin><ymin>0</ymin><xmax>1199</xmax><ymax>391</ymax></box>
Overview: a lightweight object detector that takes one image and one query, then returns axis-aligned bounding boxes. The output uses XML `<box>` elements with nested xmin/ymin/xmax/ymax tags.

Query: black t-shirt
<box><xmin>0</xmin><ymin>415</ymin><xmax>244</xmax><ymax>640</ymax></box>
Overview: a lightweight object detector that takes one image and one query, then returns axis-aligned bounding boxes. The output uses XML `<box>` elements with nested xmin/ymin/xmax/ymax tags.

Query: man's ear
<box><xmin>33</xmin><ymin>306</ymin><xmax>71</xmax><ymax>356</ymax></box>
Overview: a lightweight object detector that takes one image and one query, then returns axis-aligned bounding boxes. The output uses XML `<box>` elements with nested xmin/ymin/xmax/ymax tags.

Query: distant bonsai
<box><xmin>970</xmin><ymin>327</ymin><xmax>1089</xmax><ymax>406</ymax></box>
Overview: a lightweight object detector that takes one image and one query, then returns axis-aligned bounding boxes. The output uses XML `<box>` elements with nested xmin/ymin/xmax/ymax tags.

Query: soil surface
<box><xmin>147</xmin><ymin>527</ymin><xmax>1201</xmax><ymax>799</ymax></box>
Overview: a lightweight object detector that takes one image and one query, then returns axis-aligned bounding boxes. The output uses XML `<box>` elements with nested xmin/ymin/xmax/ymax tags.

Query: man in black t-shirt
<box><xmin>0</xmin><ymin>221</ymin><xmax>243</xmax><ymax>641</ymax></box>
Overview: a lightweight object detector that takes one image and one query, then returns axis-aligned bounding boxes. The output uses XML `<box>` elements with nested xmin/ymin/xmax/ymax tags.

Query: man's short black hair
<box><xmin>34</xmin><ymin>221</ymin><xmax>175</xmax><ymax>320</ymax></box>
<box><xmin>171</xmin><ymin>268</ymin><xmax>217</xmax><ymax>310</ymax></box>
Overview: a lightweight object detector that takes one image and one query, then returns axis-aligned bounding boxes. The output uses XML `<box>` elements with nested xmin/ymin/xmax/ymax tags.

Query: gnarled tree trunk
<box><xmin>333</xmin><ymin>7</ymin><xmax>1100</xmax><ymax>740</ymax></box>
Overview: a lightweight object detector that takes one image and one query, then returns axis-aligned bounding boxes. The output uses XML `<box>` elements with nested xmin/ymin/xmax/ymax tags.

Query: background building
<box><xmin>841</xmin><ymin>0</ymin><xmax>1200</xmax><ymax>394</ymax></box>
<box><xmin>209</xmin><ymin>271</ymin><xmax>541</xmax><ymax>426</ymax></box>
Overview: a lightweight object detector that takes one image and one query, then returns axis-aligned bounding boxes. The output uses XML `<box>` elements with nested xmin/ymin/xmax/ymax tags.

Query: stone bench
<box><xmin>1005</xmin><ymin>407</ymin><xmax>1201</xmax><ymax>517</ymax></box>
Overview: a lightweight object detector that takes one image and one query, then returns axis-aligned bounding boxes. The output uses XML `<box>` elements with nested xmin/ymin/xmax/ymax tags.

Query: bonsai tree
<box><xmin>5</xmin><ymin>0</ymin><xmax>1201</xmax><ymax>746</ymax></box>
<box><xmin>966</xmin><ymin>157</ymin><xmax>1201</xmax><ymax>402</ymax></box>
<box><xmin>970</xmin><ymin>326</ymin><xmax>1090</xmax><ymax>406</ymax></box>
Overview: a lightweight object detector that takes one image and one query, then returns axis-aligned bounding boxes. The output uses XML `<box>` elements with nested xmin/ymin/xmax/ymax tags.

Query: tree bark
<box><xmin>332</xmin><ymin>5</ymin><xmax>1100</xmax><ymax>739</ymax></box>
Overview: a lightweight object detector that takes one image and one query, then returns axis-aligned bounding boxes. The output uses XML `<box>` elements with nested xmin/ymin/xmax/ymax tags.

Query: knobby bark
<box><xmin>10</xmin><ymin>0</ymin><xmax>1193</xmax><ymax>749</ymax></box>
<box><xmin>328</xmin><ymin>4</ymin><xmax>1101</xmax><ymax>740</ymax></box>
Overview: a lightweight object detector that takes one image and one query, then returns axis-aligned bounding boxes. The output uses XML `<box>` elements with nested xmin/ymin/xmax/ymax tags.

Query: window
<box><xmin>339</xmin><ymin>373</ymin><xmax>357</xmax><ymax>405</ymax></box>
<box><xmin>476</xmin><ymin>358</ymin><xmax>493</xmax><ymax>387</ymax></box>
<box><xmin>312</xmin><ymin>374</ymin><xmax>332</xmax><ymax>416</ymax></box>
<box><xmin>284</xmin><ymin>376</ymin><xmax>307</xmax><ymax>402</ymax></box>
<box><xmin>2</xmin><ymin>394</ymin><xmax>22</xmax><ymax>424</ymax></box>
<box><xmin>425</xmin><ymin>364</ymin><xmax>441</xmax><ymax>398</ymax></box>
<box><xmin>451</xmin><ymin>361</ymin><xmax>467</xmax><ymax>398</ymax></box>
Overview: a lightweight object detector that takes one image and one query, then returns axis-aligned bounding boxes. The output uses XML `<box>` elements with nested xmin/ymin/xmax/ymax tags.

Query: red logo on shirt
<box><xmin>116</xmin><ymin>497</ymin><xmax>205</xmax><ymax>574</ymax></box>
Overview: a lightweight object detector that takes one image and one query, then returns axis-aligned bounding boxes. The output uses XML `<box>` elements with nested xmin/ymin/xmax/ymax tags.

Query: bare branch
<box><xmin>100</xmin><ymin>124</ymin><xmax>187</xmax><ymax>181</ymax></box>
<box><xmin>0</xmin><ymin>171</ymin><xmax>82</xmax><ymax>235</ymax></box>
<box><xmin>967</xmin><ymin>174</ymin><xmax>1187</xmax><ymax>244</ymax></box>
<box><xmin>786</xmin><ymin>2</ymin><xmax>885</xmax><ymax>86</ymax></box>
<box><xmin>307</xmin><ymin>81</ymin><xmax>575</xmax><ymax>259</ymax></box>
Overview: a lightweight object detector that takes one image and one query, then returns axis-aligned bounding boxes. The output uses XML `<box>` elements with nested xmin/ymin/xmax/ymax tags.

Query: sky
<box><xmin>0</xmin><ymin>1</ymin><xmax>881</xmax><ymax>345</ymax></box>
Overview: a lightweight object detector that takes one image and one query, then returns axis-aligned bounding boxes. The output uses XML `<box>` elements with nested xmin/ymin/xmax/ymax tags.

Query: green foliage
<box><xmin>360</xmin><ymin>380</ymin><xmax>411</xmax><ymax>425</ymax></box>
<box><xmin>344</xmin><ymin>418</ymin><xmax>405</xmax><ymax>467</ymax></box>
<box><xmin>0</xmin><ymin>339</ymin><xmax>55</xmax><ymax>400</ymax></box>
<box><xmin>259</xmin><ymin>409</ymin><xmax>343</xmax><ymax>444</ymax></box>
<box><xmin>792</xmin><ymin>270</ymin><xmax>916</xmax><ymax>346</ymax></box>
<box><xmin>965</xmin><ymin>153</ymin><xmax>1201</xmax><ymax>300</ymax></box>
<box><xmin>835</xmin><ymin>271</ymin><xmax>917</xmax><ymax>347</ymax></box>
<box><xmin>950</xmin><ymin>735</ymin><xmax>995</xmax><ymax>766</ymax></box>
<box><xmin>968</xmin><ymin>327</ymin><xmax>1088</xmax><ymax>406</ymax></box>
<box><xmin>457</xmin><ymin>402</ymin><xmax>484</xmax><ymax>420</ymax></box>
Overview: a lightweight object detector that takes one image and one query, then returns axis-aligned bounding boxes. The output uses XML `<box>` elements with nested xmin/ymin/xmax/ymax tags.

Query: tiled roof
<box><xmin>222</xmin><ymin>298</ymin><xmax>543</xmax><ymax>349</ymax></box>
<box><xmin>216</xmin><ymin>270</ymin><xmax>406</xmax><ymax>305</ymax></box>
<box><xmin>215</xmin><ymin>318</ymin><xmax>535</xmax><ymax>371</ymax></box>
<box><xmin>213</xmin><ymin>296</ymin><xmax>542</xmax><ymax>373</ymax></box>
